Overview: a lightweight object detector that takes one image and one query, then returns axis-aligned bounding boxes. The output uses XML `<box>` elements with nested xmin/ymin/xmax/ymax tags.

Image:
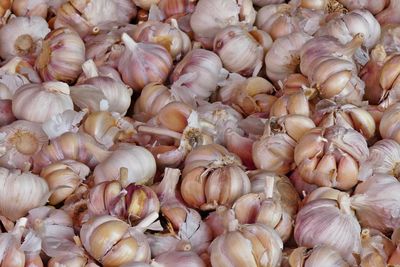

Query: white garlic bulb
<box><xmin>294</xmin><ymin>194</ymin><xmax>361</xmax><ymax>265</ymax></box>
<box><xmin>288</xmin><ymin>246</ymin><xmax>350</xmax><ymax>267</ymax></box>
<box><xmin>0</xmin><ymin>120</ymin><xmax>48</xmax><ymax>170</ymax></box>
<box><xmin>351</xmin><ymin>174</ymin><xmax>400</xmax><ymax>234</ymax></box>
<box><xmin>12</xmin><ymin>0</ymin><xmax>49</xmax><ymax>18</ymax></box>
<box><xmin>0</xmin><ymin>16</ymin><xmax>50</xmax><ymax>60</ymax></box>
<box><xmin>12</xmin><ymin>81</ymin><xmax>74</xmax><ymax>123</ymax></box>
<box><xmin>0</xmin><ymin>167</ymin><xmax>49</xmax><ymax>221</ymax></box>
<box><xmin>93</xmin><ymin>143</ymin><xmax>157</xmax><ymax>186</ymax></box>
<box><xmin>213</xmin><ymin>25</ymin><xmax>263</xmax><ymax>77</ymax></box>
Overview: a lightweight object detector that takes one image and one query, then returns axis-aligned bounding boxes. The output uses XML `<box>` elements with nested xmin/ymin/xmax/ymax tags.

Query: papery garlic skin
<box><xmin>181</xmin><ymin>144</ymin><xmax>251</xmax><ymax>210</ymax></box>
<box><xmin>337</xmin><ymin>0</ymin><xmax>388</xmax><ymax>14</ymax></box>
<box><xmin>42</xmin><ymin>109</ymin><xmax>86</xmax><ymax>139</ymax></box>
<box><xmin>35</xmin><ymin>27</ymin><xmax>85</xmax><ymax>84</ymax></box>
<box><xmin>359</xmin><ymin>228</ymin><xmax>395</xmax><ymax>267</ymax></box>
<box><xmin>170</xmin><ymin>49</ymin><xmax>226</xmax><ymax>106</ymax></box>
<box><xmin>12</xmin><ymin>82</ymin><xmax>73</xmax><ymax>123</ymax></box>
<box><xmin>0</xmin><ymin>16</ymin><xmax>50</xmax><ymax>60</ymax></box>
<box><xmin>294</xmin><ymin>126</ymin><xmax>369</xmax><ymax>190</ymax></box>
<box><xmin>41</xmin><ymin>160</ymin><xmax>89</xmax><ymax>205</ymax></box>
<box><xmin>294</xmin><ymin>195</ymin><xmax>361</xmax><ymax>264</ymax></box>
<box><xmin>12</xmin><ymin>0</ymin><xmax>49</xmax><ymax>18</ymax></box>
<box><xmin>80</xmin><ymin>215</ymin><xmax>152</xmax><ymax>266</ymax></box>
<box><xmin>0</xmin><ymin>120</ymin><xmax>48</xmax><ymax>170</ymax></box>
<box><xmin>0</xmin><ymin>168</ymin><xmax>49</xmax><ymax>221</ymax></box>
<box><xmin>153</xmin><ymin>251</ymin><xmax>206</xmax><ymax>267</ymax></box>
<box><xmin>265</xmin><ymin>32</ymin><xmax>312</xmax><ymax>83</ymax></box>
<box><xmin>209</xmin><ymin>222</ymin><xmax>283</xmax><ymax>267</ymax></box>
<box><xmin>379</xmin><ymin>103</ymin><xmax>400</xmax><ymax>144</ymax></box>
<box><xmin>157</xmin><ymin>0</ymin><xmax>197</xmax><ymax>19</ymax></box>
<box><xmin>351</xmin><ymin>174</ymin><xmax>400</xmax><ymax>234</ymax></box>
<box><xmin>253</xmin><ymin>0</ymin><xmax>285</xmax><ymax>7</ymax></box>
<box><xmin>55</xmin><ymin>0</ymin><xmax>137</xmax><ymax>37</ymax></box>
<box><xmin>213</xmin><ymin>26</ymin><xmax>263</xmax><ymax>77</ymax></box>
<box><xmin>288</xmin><ymin>246</ymin><xmax>350</xmax><ymax>267</ymax></box>
<box><xmin>119</xmin><ymin>33</ymin><xmax>172</xmax><ymax>91</ymax></box>
<box><xmin>94</xmin><ymin>144</ymin><xmax>156</xmax><ymax>186</ymax></box>
<box><xmin>190</xmin><ymin>0</ymin><xmax>256</xmax><ymax>48</ymax></box>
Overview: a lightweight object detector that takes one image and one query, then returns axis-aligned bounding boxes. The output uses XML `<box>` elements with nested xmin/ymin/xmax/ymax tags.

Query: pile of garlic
<box><xmin>0</xmin><ymin>0</ymin><xmax>399</xmax><ymax>266</ymax></box>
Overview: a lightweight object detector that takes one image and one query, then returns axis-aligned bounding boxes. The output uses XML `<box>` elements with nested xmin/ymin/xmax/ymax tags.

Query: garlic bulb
<box><xmin>12</xmin><ymin>82</ymin><xmax>73</xmax><ymax>123</ymax></box>
<box><xmin>312</xmin><ymin>99</ymin><xmax>376</xmax><ymax>140</ymax></box>
<box><xmin>359</xmin><ymin>228</ymin><xmax>395</xmax><ymax>267</ymax></box>
<box><xmin>351</xmin><ymin>174</ymin><xmax>400</xmax><ymax>233</ymax></box>
<box><xmin>213</xmin><ymin>26</ymin><xmax>263</xmax><ymax>77</ymax></box>
<box><xmin>359</xmin><ymin>139</ymin><xmax>400</xmax><ymax>180</ymax></box>
<box><xmin>152</xmin><ymin>251</ymin><xmax>206</xmax><ymax>267</ymax></box>
<box><xmin>205</xmin><ymin>206</ymin><xmax>236</xmax><ymax>238</ymax></box>
<box><xmin>300</xmin><ymin>34</ymin><xmax>365</xmax><ymax>105</ymax></box>
<box><xmin>133</xmin><ymin>19</ymin><xmax>191</xmax><ymax>60</ymax></box>
<box><xmin>379</xmin><ymin>24</ymin><xmax>400</xmax><ymax>55</ymax></box>
<box><xmin>256</xmin><ymin>4</ymin><xmax>323</xmax><ymax>40</ymax></box>
<box><xmin>0</xmin><ymin>120</ymin><xmax>47</xmax><ymax>170</ymax></box>
<box><xmin>337</xmin><ymin>0</ymin><xmax>388</xmax><ymax>14</ymax></box>
<box><xmin>118</xmin><ymin>33</ymin><xmax>172</xmax><ymax>91</ymax></box>
<box><xmin>209</xmin><ymin>221</ymin><xmax>283</xmax><ymax>267</ymax></box>
<box><xmin>270</xmin><ymin>85</ymin><xmax>313</xmax><ymax>118</ymax></box>
<box><xmin>317</xmin><ymin>10</ymin><xmax>381</xmax><ymax>65</ymax></box>
<box><xmin>190</xmin><ymin>0</ymin><xmax>256</xmax><ymax>48</ymax></box>
<box><xmin>134</xmin><ymin>82</ymin><xmax>174</xmax><ymax>118</ymax></box>
<box><xmin>94</xmin><ymin>143</ymin><xmax>156</xmax><ymax>186</ymax></box>
<box><xmin>41</xmin><ymin>160</ymin><xmax>89</xmax><ymax>205</ymax></box>
<box><xmin>170</xmin><ymin>49</ymin><xmax>227</xmax><ymax>106</ymax></box>
<box><xmin>55</xmin><ymin>0</ymin><xmax>137</xmax><ymax>37</ymax></box>
<box><xmin>0</xmin><ymin>16</ymin><xmax>50</xmax><ymax>61</ymax></box>
<box><xmin>0</xmin><ymin>57</ymin><xmax>32</xmax><ymax>99</ymax></box>
<box><xmin>181</xmin><ymin>144</ymin><xmax>251</xmax><ymax>210</ymax></box>
<box><xmin>249</xmin><ymin>171</ymin><xmax>300</xmax><ymax>217</ymax></box>
<box><xmin>294</xmin><ymin>126</ymin><xmax>369</xmax><ymax>190</ymax></box>
<box><xmin>253</xmin><ymin>115</ymin><xmax>316</xmax><ymax>175</ymax></box>
<box><xmin>217</xmin><ymin>74</ymin><xmax>276</xmax><ymax>116</ymax></box>
<box><xmin>360</xmin><ymin>45</ymin><xmax>400</xmax><ymax>106</ymax></box>
<box><xmin>376</xmin><ymin>0</ymin><xmax>400</xmax><ymax>26</ymax></box>
<box><xmin>380</xmin><ymin>103</ymin><xmax>400</xmax><ymax>143</ymax></box>
<box><xmin>80</xmin><ymin>213</ymin><xmax>157</xmax><ymax>266</ymax></box>
<box><xmin>289</xmin><ymin>169</ymin><xmax>318</xmax><ymax>196</ymax></box>
<box><xmin>265</xmin><ymin>32</ymin><xmax>312</xmax><ymax>83</ymax></box>
<box><xmin>12</xmin><ymin>0</ymin><xmax>49</xmax><ymax>18</ymax></box>
<box><xmin>72</xmin><ymin>60</ymin><xmax>133</xmax><ymax>115</ymax></box>
<box><xmin>288</xmin><ymin>246</ymin><xmax>350</xmax><ymax>267</ymax></box>
<box><xmin>33</xmin><ymin>132</ymin><xmax>110</xmax><ymax>173</ymax></box>
<box><xmin>35</xmin><ymin>27</ymin><xmax>86</xmax><ymax>84</ymax></box>
<box><xmin>253</xmin><ymin>0</ymin><xmax>285</xmax><ymax>7</ymax></box>
<box><xmin>294</xmin><ymin>194</ymin><xmax>361</xmax><ymax>264</ymax></box>
<box><xmin>0</xmin><ymin>167</ymin><xmax>49</xmax><ymax>221</ymax></box>
<box><xmin>233</xmin><ymin>175</ymin><xmax>293</xmax><ymax>242</ymax></box>
<box><xmin>157</xmin><ymin>0</ymin><xmax>197</xmax><ymax>19</ymax></box>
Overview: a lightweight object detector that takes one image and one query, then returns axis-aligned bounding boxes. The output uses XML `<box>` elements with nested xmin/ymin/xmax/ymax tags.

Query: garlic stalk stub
<box><xmin>118</xmin><ymin>33</ymin><xmax>173</xmax><ymax>91</ymax></box>
<box><xmin>35</xmin><ymin>27</ymin><xmax>86</xmax><ymax>84</ymax></box>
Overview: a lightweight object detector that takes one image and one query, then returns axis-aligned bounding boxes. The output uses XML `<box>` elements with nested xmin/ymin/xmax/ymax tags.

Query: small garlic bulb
<box><xmin>12</xmin><ymin>0</ymin><xmax>49</xmax><ymax>18</ymax></box>
<box><xmin>379</xmin><ymin>103</ymin><xmax>400</xmax><ymax>143</ymax></box>
<box><xmin>35</xmin><ymin>27</ymin><xmax>86</xmax><ymax>84</ymax></box>
<box><xmin>190</xmin><ymin>0</ymin><xmax>256</xmax><ymax>48</ymax></box>
<box><xmin>55</xmin><ymin>0</ymin><xmax>137</xmax><ymax>37</ymax></box>
<box><xmin>12</xmin><ymin>82</ymin><xmax>73</xmax><ymax>123</ymax></box>
<box><xmin>118</xmin><ymin>33</ymin><xmax>173</xmax><ymax>91</ymax></box>
<box><xmin>134</xmin><ymin>82</ymin><xmax>174</xmax><ymax>118</ymax></box>
<box><xmin>359</xmin><ymin>139</ymin><xmax>400</xmax><ymax>180</ymax></box>
<box><xmin>312</xmin><ymin>99</ymin><xmax>376</xmax><ymax>140</ymax></box>
<box><xmin>0</xmin><ymin>167</ymin><xmax>49</xmax><ymax>221</ymax></box>
<box><xmin>209</xmin><ymin>221</ymin><xmax>283</xmax><ymax>267</ymax></box>
<box><xmin>215</xmin><ymin>26</ymin><xmax>263</xmax><ymax>77</ymax></box>
<box><xmin>351</xmin><ymin>174</ymin><xmax>400</xmax><ymax>234</ymax></box>
<box><xmin>337</xmin><ymin>0</ymin><xmax>388</xmax><ymax>14</ymax></box>
<box><xmin>288</xmin><ymin>246</ymin><xmax>350</xmax><ymax>267</ymax></box>
<box><xmin>294</xmin><ymin>194</ymin><xmax>361</xmax><ymax>265</ymax></box>
<box><xmin>0</xmin><ymin>120</ymin><xmax>48</xmax><ymax>170</ymax></box>
<box><xmin>265</xmin><ymin>32</ymin><xmax>312</xmax><ymax>83</ymax></box>
<box><xmin>0</xmin><ymin>16</ymin><xmax>50</xmax><ymax>60</ymax></box>
<box><xmin>181</xmin><ymin>144</ymin><xmax>251</xmax><ymax>210</ymax></box>
<box><xmin>40</xmin><ymin>160</ymin><xmax>89</xmax><ymax>205</ymax></box>
<box><xmin>71</xmin><ymin>60</ymin><xmax>133</xmax><ymax>115</ymax></box>
<box><xmin>93</xmin><ymin>143</ymin><xmax>157</xmax><ymax>186</ymax></box>
<box><xmin>300</xmin><ymin>34</ymin><xmax>365</xmax><ymax>105</ymax></box>
<box><xmin>170</xmin><ymin>49</ymin><xmax>227</xmax><ymax>107</ymax></box>
<box><xmin>252</xmin><ymin>115</ymin><xmax>316</xmax><ymax>175</ymax></box>
<box><xmin>317</xmin><ymin>10</ymin><xmax>381</xmax><ymax>64</ymax></box>
<box><xmin>294</xmin><ymin>126</ymin><xmax>369</xmax><ymax>190</ymax></box>
<box><xmin>80</xmin><ymin>214</ymin><xmax>156</xmax><ymax>266</ymax></box>
<box><xmin>133</xmin><ymin>19</ymin><xmax>191</xmax><ymax>60</ymax></box>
